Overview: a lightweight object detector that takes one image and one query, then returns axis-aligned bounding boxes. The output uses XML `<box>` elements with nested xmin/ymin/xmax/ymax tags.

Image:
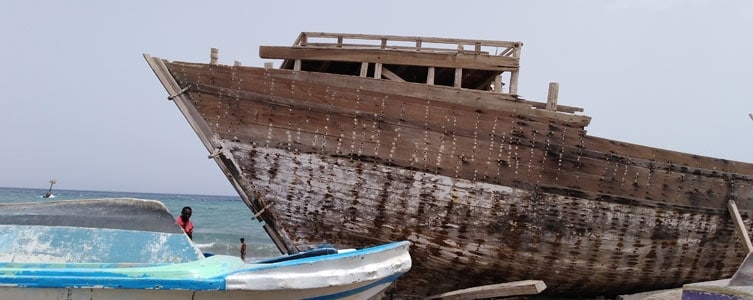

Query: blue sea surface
<box><xmin>0</xmin><ymin>187</ymin><xmax>279</xmax><ymax>258</ymax></box>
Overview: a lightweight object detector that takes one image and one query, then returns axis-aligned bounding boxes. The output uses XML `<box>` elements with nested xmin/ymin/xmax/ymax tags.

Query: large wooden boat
<box><xmin>145</xmin><ymin>32</ymin><xmax>753</xmax><ymax>297</ymax></box>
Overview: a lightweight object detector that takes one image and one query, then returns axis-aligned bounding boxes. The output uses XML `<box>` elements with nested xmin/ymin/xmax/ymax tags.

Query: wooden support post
<box><xmin>233</xmin><ymin>60</ymin><xmax>242</xmax><ymax>67</ymax></box>
<box><xmin>359</xmin><ymin>62</ymin><xmax>368</xmax><ymax>77</ymax></box>
<box><xmin>210</xmin><ymin>48</ymin><xmax>218</xmax><ymax>65</ymax></box>
<box><xmin>454</xmin><ymin>68</ymin><xmax>463</xmax><ymax>88</ymax></box>
<box><xmin>427</xmin><ymin>67</ymin><xmax>435</xmax><ymax>85</ymax></box>
<box><xmin>509</xmin><ymin>70</ymin><xmax>519</xmax><ymax>95</ymax></box>
<box><xmin>546</xmin><ymin>82</ymin><xmax>559</xmax><ymax>111</ymax></box>
<box><xmin>728</xmin><ymin>200</ymin><xmax>753</xmax><ymax>253</ymax></box>
<box><xmin>263</xmin><ymin>62</ymin><xmax>273</xmax><ymax>70</ymax></box>
<box><xmin>474</xmin><ymin>42</ymin><xmax>481</xmax><ymax>54</ymax></box>
<box><xmin>501</xmin><ymin>47</ymin><xmax>514</xmax><ymax>56</ymax></box>
<box><xmin>293</xmin><ymin>59</ymin><xmax>301</xmax><ymax>71</ymax></box>
<box><xmin>374</xmin><ymin>62</ymin><xmax>383</xmax><ymax>79</ymax></box>
<box><xmin>382</xmin><ymin>66</ymin><xmax>405</xmax><ymax>82</ymax></box>
<box><xmin>337</xmin><ymin>36</ymin><xmax>343</xmax><ymax>48</ymax></box>
<box><xmin>381</xmin><ymin>67</ymin><xmax>405</xmax><ymax>82</ymax></box>
<box><xmin>509</xmin><ymin>45</ymin><xmax>522</xmax><ymax>94</ymax></box>
<box><xmin>416</xmin><ymin>39</ymin><xmax>422</xmax><ymax>51</ymax></box>
<box><xmin>380</xmin><ymin>38</ymin><xmax>387</xmax><ymax>49</ymax></box>
<box><xmin>425</xmin><ymin>280</ymin><xmax>546</xmax><ymax>300</ymax></box>
<box><xmin>513</xmin><ymin>44</ymin><xmax>522</xmax><ymax>59</ymax></box>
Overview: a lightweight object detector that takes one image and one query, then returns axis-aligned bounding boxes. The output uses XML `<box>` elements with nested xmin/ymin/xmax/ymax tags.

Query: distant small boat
<box><xmin>0</xmin><ymin>198</ymin><xmax>412</xmax><ymax>299</ymax></box>
<box><xmin>41</xmin><ymin>179</ymin><xmax>56</xmax><ymax>198</ymax></box>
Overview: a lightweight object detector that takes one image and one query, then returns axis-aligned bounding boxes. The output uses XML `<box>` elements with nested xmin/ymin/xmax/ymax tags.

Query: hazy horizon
<box><xmin>0</xmin><ymin>185</ymin><xmax>238</xmax><ymax>197</ymax></box>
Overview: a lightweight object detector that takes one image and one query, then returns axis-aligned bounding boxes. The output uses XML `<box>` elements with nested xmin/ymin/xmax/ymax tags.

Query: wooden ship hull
<box><xmin>145</xmin><ymin>32</ymin><xmax>753</xmax><ymax>298</ymax></box>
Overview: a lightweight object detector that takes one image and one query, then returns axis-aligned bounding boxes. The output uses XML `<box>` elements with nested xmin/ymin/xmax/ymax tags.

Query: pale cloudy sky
<box><xmin>1</xmin><ymin>0</ymin><xmax>751</xmax><ymax>196</ymax></box>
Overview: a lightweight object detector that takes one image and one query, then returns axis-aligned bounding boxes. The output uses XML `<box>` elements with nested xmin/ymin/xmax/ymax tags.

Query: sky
<box><xmin>1</xmin><ymin>0</ymin><xmax>751</xmax><ymax>196</ymax></box>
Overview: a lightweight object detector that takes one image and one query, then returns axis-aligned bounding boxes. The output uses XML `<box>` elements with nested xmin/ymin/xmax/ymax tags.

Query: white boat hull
<box><xmin>0</xmin><ymin>199</ymin><xmax>412</xmax><ymax>300</ymax></box>
<box><xmin>0</xmin><ymin>282</ymin><xmax>394</xmax><ymax>300</ymax></box>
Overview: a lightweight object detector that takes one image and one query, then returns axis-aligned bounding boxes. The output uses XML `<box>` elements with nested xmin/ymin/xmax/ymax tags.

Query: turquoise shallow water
<box><xmin>0</xmin><ymin>187</ymin><xmax>279</xmax><ymax>259</ymax></box>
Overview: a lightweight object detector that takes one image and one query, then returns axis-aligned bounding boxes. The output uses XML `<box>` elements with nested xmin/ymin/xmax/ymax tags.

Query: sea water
<box><xmin>0</xmin><ymin>187</ymin><xmax>280</xmax><ymax>259</ymax></box>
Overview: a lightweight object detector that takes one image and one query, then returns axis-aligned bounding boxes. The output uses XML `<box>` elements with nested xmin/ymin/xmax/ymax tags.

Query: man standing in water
<box><xmin>240</xmin><ymin>238</ymin><xmax>247</xmax><ymax>261</ymax></box>
<box><xmin>176</xmin><ymin>206</ymin><xmax>193</xmax><ymax>240</ymax></box>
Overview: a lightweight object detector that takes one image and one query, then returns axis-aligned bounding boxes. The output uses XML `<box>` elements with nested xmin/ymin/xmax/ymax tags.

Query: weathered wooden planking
<box><xmin>259</xmin><ymin>46</ymin><xmax>519</xmax><ymax>72</ymax></box>
<box><xmin>169</xmin><ymin>62</ymin><xmax>588</xmax><ymax>121</ymax></box>
<box><xmin>170</xmin><ymin>64</ymin><xmax>753</xmax><ymax>212</ymax></box>
<box><xmin>222</xmin><ymin>144</ymin><xmax>746</xmax><ymax>296</ymax></box>
<box><xmin>152</xmin><ymin>56</ymin><xmax>753</xmax><ymax>297</ymax></box>
<box><xmin>171</xmin><ymin>63</ymin><xmax>753</xmax><ymax>208</ymax></box>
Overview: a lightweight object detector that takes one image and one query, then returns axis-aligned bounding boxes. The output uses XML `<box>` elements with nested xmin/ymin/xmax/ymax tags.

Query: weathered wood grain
<box><xmin>154</xmin><ymin>59</ymin><xmax>753</xmax><ymax>298</ymax></box>
<box><xmin>424</xmin><ymin>280</ymin><xmax>546</xmax><ymax>300</ymax></box>
<box><xmin>260</xmin><ymin>46</ymin><xmax>520</xmax><ymax>72</ymax></box>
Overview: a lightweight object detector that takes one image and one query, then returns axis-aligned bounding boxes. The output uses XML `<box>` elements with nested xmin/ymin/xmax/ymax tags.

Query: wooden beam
<box><xmin>359</xmin><ymin>62</ymin><xmax>368</xmax><ymax>77</ymax></box>
<box><xmin>454</xmin><ymin>68</ymin><xmax>462</xmax><ymax>88</ymax></box>
<box><xmin>424</xmin><ymin>280</ymin><xmax>546</xmax><ymax>300</ymax></box>
<box><xmin>509</xmin><ymin>70</ymin><xmax>519</xmax><ymax>95</ymax></box>
<box><xmin>374</xmin><ymin>62</ymin><xmax>382</xmax><ymax>79</ymax></box>
<box><xmin>500</xmin><ymin>47</ymin><xmax>514</xmax><ymax>56</ymax></box>
<box><xmin>293</xmin><ymin>59</ymin><xmax>301</xmax><ymax>71</ymax></box>
<box><xmin>296</xmin><ymin>32</ymin><xmax>307</xmax><ymax>46</ymax></box>
<box><xmin>526</xmin><ymin>100</ymin><xmax>583</xmax><ymax>113</ymax></box>
<box><xmin>728</xmin><ymin>200</ymin><xmax>753</xmax><ymax>253</ymax></box>
<box><xmin>299</xmin><ymin>31</ymin><xmax>522</xmax><ymax>49</ymax></box>
<box><xmin>509</xmin><ymin>45</ymin><xmax>522</xmax><ymax>94</ymax></box>
<box><xmin>546</xmin><ymin>82</ymin><xmax>559</xmax><ymax>111</ymax></box>
<box><xmin>259</xmin><ymin>46</ymin><xmax>520</xmax><ymax>72</ymax></box>
<box><xmin>210</xmin><ymin>48</ymin><xmax>218</xmax><ymax>65</ymax></box>
<box><xmin>270</xmin><ymin>69</ymin><xmax>591</xmax><ymax>125</ymax></box>
<box><xmin>381</xmin><ymin>66</ymin><xmax>406</xmax><ymax>82</ymax></box>
<box><xmin>299</xmin><ymin>43</ymin><xmax>491</xmax><ymax>54</ymax></box>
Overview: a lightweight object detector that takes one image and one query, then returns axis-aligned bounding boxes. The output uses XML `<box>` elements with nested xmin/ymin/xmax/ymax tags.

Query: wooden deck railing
<box><xmin>293</xmin><ymin>32</ymin><xmax>523</xmax><ymax>59</ymax></box>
